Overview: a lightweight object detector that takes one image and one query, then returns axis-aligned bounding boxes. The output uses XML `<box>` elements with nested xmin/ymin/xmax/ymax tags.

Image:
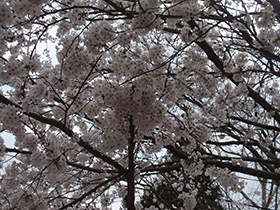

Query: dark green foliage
<box><xmin>141</xmin><ymin>168</ymin><xmax>225</xmax><ymax>210</ymax></box>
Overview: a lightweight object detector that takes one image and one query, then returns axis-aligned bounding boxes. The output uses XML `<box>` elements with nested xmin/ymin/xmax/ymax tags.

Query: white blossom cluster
<box><xmin>0</xmin><ymin>105</ymin><xmax>22</xmax><ymax>135</ymax></box>
<box><xmin>84</xmin><ymin>21</ymin><xmax>115</xmax><ymax>53</ymax></box>
<box><xmin>178</xmin><ymin>192</ymin><xmax>197</xmax><ymax>210</ymax></box>
<box><xmin>88</xmin><ymin>80</ymin><xmax>165</xmax><ymax>152</ymax></box>
<box><xmin>191</xmin><ymin>124</ymin><xmax>211</xmax><ymax>143</ymax></box>
<box><xmin>0</xmin><ymin>58</ymin><xmax>25</xmax><ymax>83</ymax></box>
<box><xmin>148</xmin><ymin>45</ymin><xmax>165</xmax><ymax>65</ymax></box>
<box><xmin>10</xmin><ymin>0</ymin><xmax>48</xmax><ymax>16</ymax></box>
<box><xmin>206</xmin><ymin>167</ymin><xmax>243</xmax><ymax>192</ymax></box>
<box><xmin>180</xmin><ymin>26</ymin><xmax>195</xmax><ymax>44</ymax></box>
<box><xmin>132</xmin><ymin>11</ymin><xmax>157</xmax><ymax>30</ymax></box>
<box><xmin>139</xmin><ymin>0</ymin><xmax>159</xmax><ymax>11</ymax></box>
<box><xmin>0</xmin><ymin>0</ymin><xmax>279</xmax><ymax>209</ymax></box>
<box><xmin>0</xmin><ymin>2</ymin><xmax>12</xmax><ymax>25</ymax></box>
<box><xmin>22</xmin><ymin>82</ymin><xmax>46</xmax><ymax>112</ymax></box>
<box><xmin>169</xmin><ymin>0</ymin><xmax>201</xmax><ymax>21</ymax></box>
<box><xmin>181</xmin><ymin>158</ymin><xmax>204</xmax><ymax>177</ymax></box>
<box><xmin>117</xmin><ymin>31</ymin><xmax>138</xmax><ymax>46</ymax></box>
<box><xmin>256</xmin><ymin>5</ymin><xmax>276</xmax><ymax>28</ymax></box>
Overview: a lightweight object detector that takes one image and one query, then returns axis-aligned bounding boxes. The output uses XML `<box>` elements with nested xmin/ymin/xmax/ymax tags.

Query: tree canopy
<box><xmin>0</xmin><ymin>0</ymin><xmax>280</xmax><ymax>209</ymax></box>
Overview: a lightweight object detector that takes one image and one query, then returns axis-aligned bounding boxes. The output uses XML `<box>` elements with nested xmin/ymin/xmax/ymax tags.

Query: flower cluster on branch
<box><xmin>0</xmin><ymin>0</ymin><xmax>280</xmax><ymax>209</ymax></box>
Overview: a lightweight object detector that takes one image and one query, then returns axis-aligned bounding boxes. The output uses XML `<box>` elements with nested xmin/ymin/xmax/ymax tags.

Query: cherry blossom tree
<box><xmin>1</xmin><ymin>0</ymin><xmax>280</xmax><ymax>209</ymax></box>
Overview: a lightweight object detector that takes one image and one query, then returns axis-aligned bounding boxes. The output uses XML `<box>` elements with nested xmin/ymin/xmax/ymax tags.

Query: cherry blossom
<box><xmin>0</xmin><ymin>0</ymin><xmax>280</xmax><ymax>209</ymax></box>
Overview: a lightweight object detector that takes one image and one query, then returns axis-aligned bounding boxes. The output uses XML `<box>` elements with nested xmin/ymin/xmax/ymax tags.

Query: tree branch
<box><xmin>229</xmin><ymin>116</ymin><xmax>280</xmax><ymax>132</ymax></box>
<box><xmin>205</xmin><ymin>160</ymin><xmax>280</xmax><ymax>181</ymax></box>
<box><xmin>67</xmin><ymin>161</ymin><xmax>117</xmax><ymax>173</ymax></box>
<box><xmin>195</xmin><ymin>38</ymin><xmax>280</xmax><ymax>125</ymax></box>
<box><xmin>77</xmin><ymin>139</ymin><xmax>127</xmax><ymax>175</ymax></box>
<box><xmin>58</xmin><ymin>174</ymin><xmax>121</xmax><ymax>210</ymax></box>
<box><xmin>166</xmin><ymin>144</ymin><xmax>280</xmax><ymax>180</ymax></box>
<box><xmin>163</xmin><ymin>18</ymin><xmax>280</xmax><ymax>125</ymax></box>
<box><xmin>102</xmin><ymin>0</ymin><xmax>134</xmax><ymax>17</ymax></box>
<box><xmin>126</xmin><ymin>117</ymin><xmax>136</xmax><ymax>210</ymax></box>
<box><xmin>0</xmin><ymin>93</ymin><xmax>127</xmax><ymax>176</ymax></box>
<box><xmin>5</xmin><ymin>147</ymin><xmax>32</xmax><ymax>155</ymax></box>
